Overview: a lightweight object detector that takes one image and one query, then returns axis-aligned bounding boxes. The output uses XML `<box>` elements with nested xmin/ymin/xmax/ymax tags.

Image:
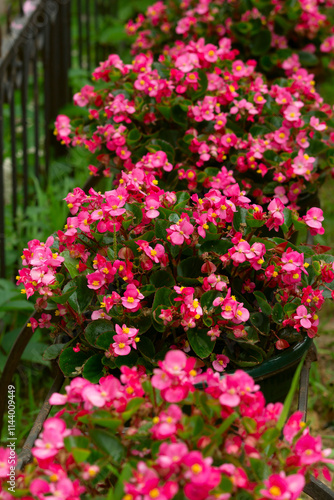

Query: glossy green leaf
<box><xmin>61</xmin><ymin>250</ymin><xmax>79</xmax><ymax>278</ymax></box>
<box><xmin>82</xmin><ymin>353</ymin><xmax>104</xmax><ymax>383</ymax></box>
<box><xmin>272</xmin><ymin>303</ymin><xmax>284</xmax><ymax>323</ymax></box>
<box><xmin>253</xmin><ymin>291</ymin><xmax>272</xmax><ymax>316</ymax></box>
<box><xmin>187</xmin><ymin>329</ymin><xmax>215</xmax><ymax>359</ymax></box>
<box><xmin>89</xmin><ymin>430</ymin><xmax>125</xmax><ymax>463</ymax></box>
<box><xmin>59</xmin><ymin>348</ymin><xmax>91</xmax><ymax>377</ymax></box>
<box><xmin>150</xmin><ymin>270</ymin><xmax>175</xmax><ymax>287</ymax></box>
<box><xmin>85</xmin><ymin>320</ymin><xmax>114</xmax><ymax>347</ymax></box>
<box><xmin>67</xmin><ymin>275</ymin><xmax>94</xmax><ymax>314</ymax></box>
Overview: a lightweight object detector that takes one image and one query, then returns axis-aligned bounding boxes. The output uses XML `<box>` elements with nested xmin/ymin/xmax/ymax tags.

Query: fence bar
<box><xmin>20</xmin><ymin>43</ymin><xmax>29</xmax><ymax>211</ymax></box>
<box><xmin>304</xmin><ymin>476</ymin><xmax>334</xmax><ymax>500</ymax></box>
<box><xmin>0</xmin><ymin>312</ymin><xmax>40</xmax><ymax>435</ymax></box>
<box><xmin>16</xmin><ymin>367</ymin><xmax>64</xmax><ymax>471</ymax></box>
<box><xmin>0</xmin><ymin>68</ymin><xmax>4</xmax><ymax>278</ymax></box>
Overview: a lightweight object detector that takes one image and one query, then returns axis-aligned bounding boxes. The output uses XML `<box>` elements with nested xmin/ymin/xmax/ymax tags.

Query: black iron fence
<box><xmin>0</xmin><ymin>0</ymin><xmax>115</xmax><ymax>279</ymax></box>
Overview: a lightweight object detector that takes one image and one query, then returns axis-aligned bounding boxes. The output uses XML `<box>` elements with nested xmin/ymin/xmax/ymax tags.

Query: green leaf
<box><xmin>154</xmin><ymin>219</ymin><xmax>170</xmax><ymax>242</ymax></box>
<box><xmin>79</xmin><ymin>410</ymin><xmax>122</xmax><ymax>431</ymax></box>
<box><xmin>272</xmin><ymin>303</ymin><xmax>284</xmax><ymax>323</ymax></box>
<box><xmin>0</xmin><ymin>300</ymin><xmax>35</xmax><ymax>311</ymax></box>
<box><xmin>64</xmin><ymin>435</ymin><xmax>89</xmax><ymax>452</ymax></box>
<box><xmin>253</xmin><ymin>291</ymin><xmax>272</xmax><ymax>316</ymax></box>
<box><xmin>249</xmin><ymin>457</ymin><xmax>270</xmax><ymax>480</ymax></box>
<box><xmin>283</xmin><ymin>303</ymin><xmax>297</xmax><ymax>317</ymax></box>
<box><xmin>233</xmin><ymin>208</ymin><xmax>248</xmax><ymax>231</ymax></box>
<box><xmin>177</xmin><ymin>256</ymin><xmax>203</xmax><ymax>278</ymax></box>
<box><xmin>250</xmin><ymin>29</ymin><xmax>272</xmax><ymax>55</ymax></box>
<box><xmin>200</xmin><ymin>290</ymin><xmax>220</xmax><ymax>310</ymax></box>
<box><xmin>67</xmin><ymin>275</ymin><xmax>94</xmax><ymax>314</ymax></box>
<box><xmin>127</xmin><ymin>128</ymin><xmax>142</xmax><ymax>145</ymax></box>
<box><xmin>50</xmin><ymin>286</ymin><xmax>77</xmax><ymax>304</ymax></box>
<box><xmin>250</xmin><ymin>312</ymin><xmax>270</xmax><ymax>334</ymax></box>
<box><xmin>125</xmin><ymin>203</ymin><xmax>143</xmax><ymax>224</ymax></box>
<box><xmin>152</xmin><ymin>287</ymin><xmax>172</xmax><ymax>311</ymax></box>
<box><xmin>276</xmin><ymin>354</ymin><xmax>307</xmax><ymax>431</ymax></box>
<box><xmin>148</xmin><ymin>139</ymin><xmax>175</xmax><ymax>163</ymax></box>
<box><xmin>282</xmin><ymin>208</ymin><xmax>293</xmax><ymax>233</ymax></box>
<box><xmin>198</xmin><ymin>238</ymin><xmax>232</xmax><ymax>256</ymax></box>
<box><xmin>179</xmin><ymin>415</ymin><xmax>204</xmax><ymax>439</ymax></box>
<box><xmin>171</xmin><ymin>104</ymin><xmax>188</xmax><ymax>127</ymax></box>
<box><xmin>150</xmin><ymin>270</ymin><xmax>175</xmax><ymax>287</ymax></box>
<box><xmin>59</xmin><ymin>348</ymin><xmax>91</xmax><ymax>377</ymax></box>
<box><xmin>122</xmin><ymin>397</ymin><xmax>146</xmax><ymax>421</ymax></box>
<box><xmin>298</xmin><ymin>51</ymin><xmax>319</xmax><ymax>67</ymax></box>
<box><xmin>138</xmin><ymin>336</ymin><xmax>155</xmax><ymax>360</ymax></box>
<box><xmin>157</xmin><ymin>105</ymin><xmax>171</xmax><ymax>120</ymax></box>
<box><xmin>249</xmin><ymin>124</ymin><xmax>271</xmax><ymax>137</ymax></box>
<box><xmin>82</xmin><ymin>353</ymin><xmax>104</xmax><ymax>383</ymax></box>
<box><xmin>190</xmin><ymin>69</ymin><xmax>208</xmax><ymax>101</ymax></box>
<box><xmin>43</xmin><ymin>343</ymin><xmax>66</xmax><ymax>361</ymax></box>
<box><xmin>214</xmin><ymin>412</ymin><xmax>238</xmax><ymax>437</ymax></box>
<box><xmin>85</xmin><ymin>320</ymin><xmax>114</xmax><ymax>347</ymax></box>
<box><xmin>61</xmin><ymin>250</ymin><xmax>79</xmax><ymax>278</ymax></box>
<box><xmin>95</xmin><ymin>331</ymin><xmax>114</xmax><ymax>350</ymax></box>
<box><xmin>140</xmin><ymin>284</ymin><xmax>156</xmax><ymax>297</ymax></box>
<box><xmin>114</xmin><ymin>350</ymin><xmax>138</xmax><ymax>368</ymax></box>
<box><xmin>187</xmin><ymin>329</ymin><xmax>215</xmax><ymax>359</ymax></box>
<box><xmin>242</xmin><ymin>417</ymin><xmax>257</xmax><ymax>433</ymax></box>
<box><xmin>72</xmin><ymin>448</ymin><xmax>91</xmax><ymax>463</ymax></box>
<box><xmin>89</xmin><ymin>430</ymin><xmax>125</xmax><ymax>463</ymax></box>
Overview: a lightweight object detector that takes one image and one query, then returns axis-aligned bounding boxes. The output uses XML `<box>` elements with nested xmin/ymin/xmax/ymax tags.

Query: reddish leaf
<box><xmin>311</xmin><ymin>244</ymin><xmax>332</xmax><ymax>255</ymax></box>
<box><xmin>275</xmin><ymin>339</ymin><xmax>290</xmax><ymax>350</ymax></box>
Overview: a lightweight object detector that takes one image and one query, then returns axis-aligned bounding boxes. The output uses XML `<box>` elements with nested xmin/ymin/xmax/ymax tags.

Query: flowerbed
<box><xmin>0</xmin><ymin>350</ymin><xmax>333</xmax><ymax>499</ymax></box>
<box><xmin>126</xmin><ymin>0</ymin><xmax>334</xmax><ymax>75</ymax></box>
<box><xmin>17</xmin><ymin>29</ymin><xmax>334</xmax><ymax>379</ymax></box>
<box><xmin>7</xmin><ymin>1</ymin><xmax>334</xmax><ymax>497</ymax></box>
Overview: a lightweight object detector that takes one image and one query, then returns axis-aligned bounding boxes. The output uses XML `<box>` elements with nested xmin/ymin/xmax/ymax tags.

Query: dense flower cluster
<box><xmin>53</xmin><ymin>36</ymin><xmax>334</xmax><ymax>209</ymax></box>
<box><xmin>0</xmin><ymin>351</ymin><xmax>333</xmax><ymax>500</ymax></box>
<box><xmin>16</xmin><ymin>174</ymin><xmax>334</xmax><ymax>378</ymax></box>
<box><xmin>126</xmin><ymin>0</ymin><xmax>334</xmax><ymax>72</ymax></box>
<box><xmin>17</xmin><ymin>0</ymin><xmax>334</xmax><ymax>382</ymax></box>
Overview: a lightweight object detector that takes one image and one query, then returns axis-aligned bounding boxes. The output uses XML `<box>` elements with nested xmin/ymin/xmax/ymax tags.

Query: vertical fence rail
<box><xmin>0</xmin><ymin>0</ymin><xmax>117</xmax><ymax>280</ymax></box>
<box><xmin>0</xmin><ymin>0</ymin><xmax>71</xmax><ymax>279</ymax></box>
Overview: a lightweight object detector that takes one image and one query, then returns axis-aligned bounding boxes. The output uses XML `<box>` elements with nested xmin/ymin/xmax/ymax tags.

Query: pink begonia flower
<box><xmin>207</xmin><ymin>326</ymin><xmax>221</xmax><ymax>341</ymax></box>
<box><xmin>143</xmin><ymin>243</ymin><xmax>167</xmax><ymax>264</ymax></box>
<box><xmin>157</xmin><ymin>442</ymin><xmax>188</xmax><ymax>469</ymax></box>
<box><xmin>91</xmin><ymin>309</ymin><xmax>111</xmax><ymax>321</ymax></box>
<box><xmin>32</xmin><ymin>417</ymin><xmax>70</xmax><ymax>461</ymax></box>
<box><xmin>145</xmin><ymin>194</ymin><xmax>161</xmax><ymax>218</ymax></box>
<box><xmin>151</xmin><ymin>350</ymin><xmax>197</xmax><ymax>402</ymax></box>
<box><xmin>260</xmin><ymin>472</ymin><xmax>305</xmax><ymax>500</ymax></box>
<box><xmin>82</xmin><ymin>464</ymin><xmax>100</xmax><ymax>480</ymax></box>
<box><xmin>283</xmin><ymin>411</ymin><xmax>306</xmax><ymax>444</ymax></box>
<box><xmin>87</xmin><ymin>271</ymin><xmax>106</xmax><ymax>290</ymax></box>
<box><xmin>266</xmin><ymin>198</ymin><xmax>285</xmax><ymax>231</ymax></box>
<box><xmin>0</xmin><ymin>448</ymin><xmax>15</xmax><ymax>478</ymax></box>
<box><xmin>294</xmin><ymin>433</ymin><xmax>333</xmax><ymax>465</ymax></box>
<box><xmin>112</xmin><ymin>334</ymin><xmax>133</xmax><ymax>356</ymax></box>
<box><xmin>151</xmin><ymin>405</ymin><xmax>182</xmax><ymax>439</ymax></box>
<box><xmin>212</xmin><ymin>354</ymin><xmax>229</xmax><ymax>372</ymax></box>
<box><xmin>54</xmin><ymin>115</ymin><xmax>71</xmax><ymax>138</ymax></box>
<box><xmin>168</xmin><ymin>217</ymin><xmax>194</xmax><ymax>245</ymax></box>
<box><xmin>303</xmin><ymin>207</ymin><xmax>325</xmax><ymax>235</ymax></box>
<box><xmin>73</xmin><ymin>85</ymin><xmax>95</xmax><ymax>107</ymax></box>
<box><xmin>105</xmin><ymin>194</ymin><xmax>126</xmax><ymax>216</ymax></box>
<box><xmin>218</xmin><ymin>370</ymin><xmax>260</xmax><ymax>407</ymax></box>
<box><xmin>310</xmin><ymin>116</ymin><xmax>327</xmax><ymax>131</ymax></box>
<box><xmin>294</xmin><ymin>305</ymin><xmax>312</xmax><ymax>328</ymax></box>
<box><xmin>115</xmin><ymin>324</ymin><xmax>138</xmax><ymax>338</ymax></box>
<box><xmin>81</xmin><ymin>384</ymin><xmax>107</xmax><ymax>408</ymax></box>
<box><xmin>30</xmin><ymin>478</ymin><xmax>51</xmax><ymax>497</ymax></box>
<box><xmin>121</xmin><ymin>283</ymin><xmax>144</xmax><ymax>310</ymax></box>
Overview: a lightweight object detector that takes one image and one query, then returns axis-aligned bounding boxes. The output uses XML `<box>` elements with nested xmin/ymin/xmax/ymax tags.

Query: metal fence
<box><xmin>0</xmin><ymin>0</ymin><xmax>114</xmax><ymax>279</ymax></box>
